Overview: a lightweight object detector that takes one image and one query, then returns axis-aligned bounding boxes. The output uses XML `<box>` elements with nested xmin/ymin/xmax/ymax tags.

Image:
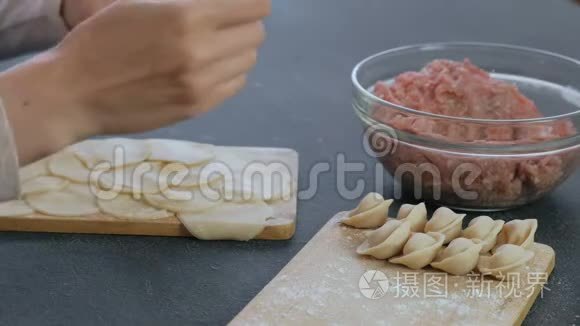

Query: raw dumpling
<box><xmin>356</xmin><ymin>219</ymin><xmax>412</xmax><ymax>259</ymax></box>
<box><xmin>431</xmin><ymin>238</ymin><xmax>483</xmax><ymax>275</ymax></box>
<box><xmin>389</xmin><ymin>232</ymin><xmax>445</xmax><ymax>269</ymax></box>
<box><xmin>396</xmin><ymin>202</ymin><xmax>427</xmax><ymax>232</ymax></box>
<box><xmin>341</xmin><ymin>193</ymin><xmax>392</xmax><ymax>229</ymax></box>
<box><xmin>424</xmin><ymin>207</ymin><xmax>465</xmax><ymax>244</ymax></box>
<box><xmin>21</xmin><ymin>176</ymin><xmax>69</xmax><ymax>195</ymax></box>
<box><xmin>494</xmin><ymin>219</ymin><xmax>538</xmax><ymax>251</ymax></box>
<box><xmin>0</xmin><ymin>200</ymin><xmax>35</xmax><ymax>217</ymax></box>
<box><xmin>477</xmin><ymin>244</ymin><xmax>535</xmax><ymax>280</ymax></box>
<box><xmin>462</xmin><ymin>216</ymin><xmax>505</xmax><ymax>253</ymax></box>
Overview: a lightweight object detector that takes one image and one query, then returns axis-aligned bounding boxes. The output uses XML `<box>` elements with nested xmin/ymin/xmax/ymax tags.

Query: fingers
<box><xmin>201</xmin><ymin>0</ymin><xmax>271</xmax><ymax>28</ymax></box>
<box><xmin>197</xmin><ymin>74</ymin><xmax>247</xmax><ymax>112</ymax></box>
<box><xmin>183</xmin><ymin>21</ymin><xmax>264</xmax><ymax>67</ymax></box>
<box><xmin>197</xmin><ymin>50</ymin><xmax>258</xmax><ymax>90</ymax></box>
<box><xmin>210</xmin><ymin>21</ymin><xmax>265</xmax><ymax>60</ymax></box>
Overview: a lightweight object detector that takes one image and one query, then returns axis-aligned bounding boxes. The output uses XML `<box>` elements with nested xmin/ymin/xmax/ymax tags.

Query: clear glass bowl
<box><xmin>352</xmin><ymin>42</ymin><xmax>580</xmax><ymax>211</ymax></box>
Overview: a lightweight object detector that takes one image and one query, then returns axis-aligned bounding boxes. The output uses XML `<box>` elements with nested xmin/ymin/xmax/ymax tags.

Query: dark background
<box><xmin>1</xmin><ymin>0</ymin><xmax>579</xmax><ymax>325</ymax></box>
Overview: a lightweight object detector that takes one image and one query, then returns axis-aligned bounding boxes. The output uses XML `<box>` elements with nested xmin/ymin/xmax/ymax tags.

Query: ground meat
<box><xmin>370</xmin><ymin>59</ymin><xmax>577</xmax><ymax>209</ymax></box>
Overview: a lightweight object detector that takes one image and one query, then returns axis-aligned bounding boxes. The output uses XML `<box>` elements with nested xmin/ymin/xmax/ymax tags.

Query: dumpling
<box><xmin>494</xmin><ymin>219</ymin><xmax>538</xmax><ymax>251</ymax></box>
<box><xmin>389</xmin><ymin>232</ymin><xmax>444</xmax><ymax>269</ymax></box>
<box><xmin>462</xmin><ymin>216</ymin><xmax>505</xmax><ymax>253</ymax></box>
<box><xmin>424</xmin><ymin>207</ymin><xmax>465</xmax><ymax>244</ymax></box>
<box><xmin>396</xmin><ymin>202</ymin><xmax>427</xmax><ymax>232</ymax></box>
<box><xmin>341</xmin><ymin>192</ymin><xmax>393</xmax><ymax>229</ymax></box>
<box><xmin>431</xmin><ymin>238</ymin><xmax>483</xmax><ymax>275</ymax></box>
<box><xmin>356</xmin><ymin>219</ymin><xmax>412</xmax><ymax>259</ymax></box>
<box><xmin>477</xmin><ymin>244</ymin><xmax>535</xmax><ymax>280</ymax></box>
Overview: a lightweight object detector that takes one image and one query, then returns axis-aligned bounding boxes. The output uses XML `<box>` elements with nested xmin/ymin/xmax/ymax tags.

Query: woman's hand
<box><xmin>0</xmin><ymin>0</ymin><xmax>270</xmax><ymax>164</ymax></box>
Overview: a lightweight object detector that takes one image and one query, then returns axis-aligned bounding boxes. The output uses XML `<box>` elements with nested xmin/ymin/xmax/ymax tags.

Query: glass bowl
<box><xmin>352</xmin><ymin>42</ymin><xmax>580</xmax><ymax>211</ymax></box>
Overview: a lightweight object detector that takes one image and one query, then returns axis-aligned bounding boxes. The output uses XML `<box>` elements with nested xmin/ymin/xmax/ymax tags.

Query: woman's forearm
<box><xmin>0</xmin><ymin>51</ymin><xmax>94</xmax><ymax>165</ymax></box>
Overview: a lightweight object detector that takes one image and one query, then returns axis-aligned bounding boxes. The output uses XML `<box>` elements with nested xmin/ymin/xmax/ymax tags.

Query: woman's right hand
<box><xmin>59</xmin><ymin>0</ymin><xmax>270</xmax><ymax>135</ymax></box>
<box><xmin>0</xmin><ymin>0</ymin><xmax>270</xmax><ymax>163</ymax></box>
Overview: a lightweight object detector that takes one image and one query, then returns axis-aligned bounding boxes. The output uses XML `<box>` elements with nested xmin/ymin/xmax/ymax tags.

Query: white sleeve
<box><xmin>0</xmin><ymin>97</ymin><xmax>20</xmax><ymax>201</ymax></box>
<box><xmin>0</xmin><ymin>0</ymin><xmax>68</xmax><ymax>58</ymax></box>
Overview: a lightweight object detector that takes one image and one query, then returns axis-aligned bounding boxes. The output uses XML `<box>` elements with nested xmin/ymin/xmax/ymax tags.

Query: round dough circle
<box><xmin>73</xmin><ymin>138</ymin><xmax>150</xmax><ymax>169</ymax></box>
<box><xmin>177</xmin><ymin>201</ymin><xmax>272</xmax><ymax>241</ymax></box>
<box><xmin>49</xmin><ymin>151</ymin><xmax>92</xmax><ymax>183</ymax></box>
<box><xmin>0</xmin><ymin>200</ymin><xmax>35</xmax><ymax>216</ymax></box>
<box><xmin>19</xmin><ymin>158</ymin><xmax>50</xmax><ymax>182</ymax></box>
<box><xmin>147</xmin><ymin>139</ymin><xmax>215</xmax><ymax>165</ymax></box>
<box><xmin>21</xmin><ymin>176</ymin><xmax>69</xmax><ymax>195</ymax></box>
<box><xmin>144</xmin><ymin>187</ymin><xmax>222</xmax><ymax>213</ymax></box>
<box><xmin>98</xmin><ymin>194</ymin><xmax>172</xmax><ymax>220</ymax></box>
<box><xmin>25</xmin><ymin>187</ymin><xmax>99</xmax><ymax>216</ymax></box>
<box><xmin>98</xmin><ymin>162</ymin><xmax>167</xmax><ymax>194</ymax></box>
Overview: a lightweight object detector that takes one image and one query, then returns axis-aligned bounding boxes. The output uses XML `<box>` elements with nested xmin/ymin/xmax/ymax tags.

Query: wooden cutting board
<box><xmin>231</xmin><ymin>211</ymin><xmax>555</xmax><ymax>325</ymax></box>
<box><xmin>0</xmin><ymin>146</ymin><xmax>298</xmax><ymax>240</ymax></box>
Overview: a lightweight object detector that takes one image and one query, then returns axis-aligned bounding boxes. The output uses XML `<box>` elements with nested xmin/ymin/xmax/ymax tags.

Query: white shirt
<box><xmin>0</xmin><ymin>98</ymin><xmax>20</xmax><ymax>201</ymax></box>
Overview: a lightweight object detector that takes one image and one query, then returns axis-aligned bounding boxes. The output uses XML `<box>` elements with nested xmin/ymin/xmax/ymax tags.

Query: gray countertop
<box><xmin>1</xmin><ymin>0</ymin><xmax>579</xmax><ymax>325</ymax></box>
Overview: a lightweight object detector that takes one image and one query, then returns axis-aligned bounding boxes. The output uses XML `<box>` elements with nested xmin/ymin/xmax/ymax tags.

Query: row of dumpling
<box><xmin>341</xmin><ymin>193</ymin><xmax>538</xmax><ymax>280</ymax></box>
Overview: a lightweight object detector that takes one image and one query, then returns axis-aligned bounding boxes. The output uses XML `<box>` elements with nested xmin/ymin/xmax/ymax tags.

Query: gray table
<box><xmin>1</xmin><ymin>0</ymin><xmax>579</xmax><ymax>325</ymax></box>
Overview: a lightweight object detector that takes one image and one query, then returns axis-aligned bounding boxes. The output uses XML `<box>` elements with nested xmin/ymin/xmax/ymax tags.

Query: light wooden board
<box><xmin>0</xmin><ymin>146</ymin><xmax>298</xmax><ymax>240</ymax></box>
<box><xmin>231</xmin><ymin>211</ymin><xmax>555</xmax><ymax>325</ymax></box>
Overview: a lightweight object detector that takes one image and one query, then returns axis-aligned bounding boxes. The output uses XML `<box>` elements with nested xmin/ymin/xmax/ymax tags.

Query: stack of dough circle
<box><xmin>1</xmin><ymin>138</ymin><xmax>298</xmax><ymax>241</ymax></box>
<box><xmin>345</xmin><ymin>193</ymin><xmax>541</xmax><ymax>278</ymax></box>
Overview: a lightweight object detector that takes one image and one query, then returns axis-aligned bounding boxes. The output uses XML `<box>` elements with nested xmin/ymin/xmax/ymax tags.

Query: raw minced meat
<box><xmin>370</xmin><ymin>59</ymin><xmax>576</xmax><ymax>208</ymax></box>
